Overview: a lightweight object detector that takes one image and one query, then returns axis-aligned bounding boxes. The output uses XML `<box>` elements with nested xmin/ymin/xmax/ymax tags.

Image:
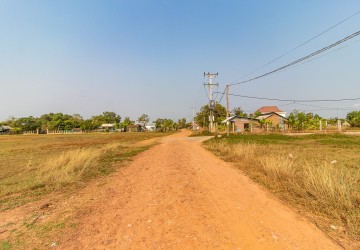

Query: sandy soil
<box><xmin>53</xmin><ymin>130</ymin><xmax>340</xmax><ymax>249</ymax></box>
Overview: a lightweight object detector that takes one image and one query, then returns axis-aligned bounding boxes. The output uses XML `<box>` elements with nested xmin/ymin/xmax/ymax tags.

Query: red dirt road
<box><xmin>61</xmin><ymin>130</ymin><xmax>339</xmax><ymax>249</ymax></box>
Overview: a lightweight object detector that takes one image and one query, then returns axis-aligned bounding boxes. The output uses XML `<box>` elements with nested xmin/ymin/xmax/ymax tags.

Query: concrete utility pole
<box><xmin>192</xmin><ymin>107</ymin><xmax>195</xmax><ymax>131</ymax></box>
<box><xmin>204</xmin><ymin>72</ymin><xmax>218</xmax><ymax>132</ymax></box>
<box><xmin>226</xmin><ymin>84</ymin><xmax>230</xmax><ymax>136</ymax></box>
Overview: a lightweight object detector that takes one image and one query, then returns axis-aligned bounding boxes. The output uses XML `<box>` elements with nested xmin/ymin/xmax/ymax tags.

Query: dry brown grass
<box><xmin>0</xmin><ymin>132</ymin><xmax>171</xmax><ymax>249</ymax></box>
<box><xmin>0</xmin><ymin>132</ymin><xmax>167</xmax><ymax>211</ymax></box>
<box><xmin>40</xmin><ymin>147</ymin><xmax>103</xmax><ymax>185</ymax></box>
<box><xmin>204</xmin><ymin>134</ymin><xmax>360</xmax><ymax>244</ymax></box>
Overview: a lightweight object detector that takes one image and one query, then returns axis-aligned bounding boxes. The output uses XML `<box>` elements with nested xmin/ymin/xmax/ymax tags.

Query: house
<box><xmin>222</xmin><ymin>116</ymin><xmax>262</xmax><ymax>133</ymax></box>
<box><xmin>100</xmin><ymin>124</ymin><xmax>115</xmax><ymax>131</ymax></box>
<box><xmin>256</xmin><ymin>112</ymin><xmax>288</xmax><ymax>131</ymax></box>
<box><xmin>222</xmin><ymin>112</ymin><xmax>288</xmax><ymax>133</ymax></box>
<box><xmin>0</xmin><ymin>125</ymin><xmax>12</xmax><ymax>134</ymax></box>
<box><xmin>145</xmin><ymin>123</ymin><xmax>156</xmax><ymax>131</ymax></box>
<box><xmin>127</xmin><ymin>124</ymin><xmax>143</xmax><ymax>132</ymax></box>
<box><xmin>256</xmin><ymin>106</ymin><xmax>286</xmax><ymax>117</ymax></box>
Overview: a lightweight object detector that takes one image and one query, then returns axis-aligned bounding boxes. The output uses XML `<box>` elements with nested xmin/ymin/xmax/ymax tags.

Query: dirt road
<box><xmin>61</xmin><ymin>130</ymin><xmax>339</xmax><ymax>249</ymax></box>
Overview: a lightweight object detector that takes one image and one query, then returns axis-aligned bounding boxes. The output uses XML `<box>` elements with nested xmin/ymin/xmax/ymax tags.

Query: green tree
<box><xmin>138</xmin><ymin>114</ymin><xmax>150</xmax><ymax>127</ymax></box>
<box><xmin>346</xmin><ymin>111</ymin><xmax>360</xmax><ymax>127</ymax></box>
<box><xmin>177</xmin><ymin>118</ymin><xmax>187</xmax><ymax>129</ymax></box>
<box><xmin>287</xmin><ymin>110</ymin><xmax>322</xmax><ymax>131</ymax></box>
<box><xmin>195</xmin><ymin>103</ymin><xmax>227</xmax><ymax>128</ymax></box>
<box><xmin>123</xmin><ymin>117</ymin><xmax>134</xmax><ymax>126</ymax></box>
<box><xmin>119</xmin><ymin>116</ymin><xmax>134</xmax><ymax>129</ymax></box>
<box><xmin>155</xmin><ymin>118</ymin><xmax>174</xmax><ymax>131</ymax></box>
<box><xmin>80</xmin><ymin>119</ymin><xmax>98</xmax><ymax>130</ymax></box>
<box><xmin>14</xmin><ymin>116</ymin><xmax>40</xmax><ymax>131</ymax></box>
<box><xmin>91</xmin><ymin>111</ymin><xmax>121</xmax><ymax>128</ymax></box>
<box><xmin>231</xmin><ymin>107</ymin><xmax>247</xmax><ymax>117</ymax></box>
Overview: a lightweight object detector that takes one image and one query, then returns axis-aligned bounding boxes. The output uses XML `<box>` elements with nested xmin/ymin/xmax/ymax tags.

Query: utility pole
<box><xmin>204</xmin><ymin>72</ymin><xmax>218</xmax><ymax>132</ymax></box>
<box><xmin>226</xmin><ymin>84</ymin><xmax>230</xmax><ymax>136</ymax></box>
<box><xmin>192</xmin><ymin>107</ymin><xmax>195</xmax><ymax>130</ymax></box>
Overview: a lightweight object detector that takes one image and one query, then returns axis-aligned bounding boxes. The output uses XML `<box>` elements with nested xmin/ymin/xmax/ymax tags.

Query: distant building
<box><xmin>0</xmin><ymin>125</ymin><xmax>12</xmax><ymax>134</ymax></box>
<box><xmin>100</xmin><ymin>124</ymin><xmax>115</xmax><ymax>131</ymax></box>
<box><xmin>127</xmin><ymin>124</ymin><xmax>143</xmax><ymax>132</ymax></box>
<box><xmin>222</xmin><ymin>116</ymin><xmax>261</xmax><ymax>133</ymax></box>
<box><xmin>222</xmin><ymin>112</ymin><xmax>288</xmax><ymax>133</ymax></box>
<box><xmin>256</xmin><ymin>106</ymin><xmax>286</xmax><ymax>117</ymax></box>
<box><xmin>145</xmin><ymin>123</ymin><xmax>156</xmax><ymax>131</ymax></box>
<box><xmin>256</xmin><ymin>112</ymin><xmax>288</xmax><ymax>130</ymax></box>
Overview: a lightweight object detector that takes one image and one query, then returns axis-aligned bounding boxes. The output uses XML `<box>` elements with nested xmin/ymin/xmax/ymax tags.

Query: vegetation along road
<box><xmin>53</xmin><ymin>130</ymin><xmax>340</xmax><ymax>249</ymax></box>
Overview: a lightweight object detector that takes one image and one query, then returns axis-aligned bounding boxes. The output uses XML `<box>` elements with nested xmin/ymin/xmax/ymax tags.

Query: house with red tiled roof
<box><xmin>256</xmin><ymin>106</ymin><xmax>286</xmax><ymax>117</ymax></box>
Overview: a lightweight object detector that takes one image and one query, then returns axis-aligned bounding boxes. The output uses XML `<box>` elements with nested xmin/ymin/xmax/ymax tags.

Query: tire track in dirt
<box><xmin>59</xmin><ymin>130</ymin><xmax>339</xmax><ymax>249</ymax></box>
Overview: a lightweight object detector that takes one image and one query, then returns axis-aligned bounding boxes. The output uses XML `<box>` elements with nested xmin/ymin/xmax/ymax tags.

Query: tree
<box><xmin>177</xmin><ymin>118</ymin><xmax>187</xmax><ymax>129</ymax></box>
<box><xmin>195</xmin><ymin>103</ymin><xmax>227</xmax><ymax>128</ymax></box>
<box><xmin>138</xmin><ymin>114</ymin><xmax>150</xmax><ymax>127</ymax></box>
<box><xmin>250</xmin><ymin>111</ymin><xmax>262</xmax><ymax>118</ymax></box>
<box><xmin>121</xmin><ymin>117</ymin><xmax>134</xmax><ymax>127</ymax></box>
<box><xmin>287</xmin><ymin>110</ymin><xmax>322</xmax><ymax>131</ymax></box>
<box><xmin>231</xmin><ymin>107</ymin><xmax>247</xmax><ymax>117</ymax></box>
<box><xmin>155</xmin><ymin>118</ymin><xmax>174</xmax><ymax>131</ymax></box>
<box><xmin>91</xmin><ymin>111</ymin><xmax>121</xmax><ymax>128</ymax></box>
<box><xmin>346</xmin><ymin>111</ymin><xmax>360</xmax><ymax>127</ymax></box>
<box><xmin>80</xmin><ymin>119</ymin><xmax>98</xmax><ymax>130</ymax></box>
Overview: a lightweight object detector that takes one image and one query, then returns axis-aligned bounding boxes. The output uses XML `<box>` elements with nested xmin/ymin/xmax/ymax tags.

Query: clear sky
<box><xmin>1</xmin><ymin>0</ymin><xmax>360</xmax><ymax>122</ymax></box>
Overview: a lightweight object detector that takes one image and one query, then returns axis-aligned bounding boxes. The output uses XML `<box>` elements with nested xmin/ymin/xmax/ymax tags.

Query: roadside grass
<box><xmin>0</xmin><ymin>241</ymin><xmax>11</xmax><ymax>250</ymax></box>
<box><xmin>190</xmin><ymin>130</ymin><xmax>215</xmax><ymax>137</ymax></box>
<box><xmin>0</xmin><ymin>132</ymin><xmax>170</xmax><ymax>249</ymax></box>
<box><xmin>204</xmin><ymin>133</ymin><xmax>360</xmax><ymax>243</ymax></box>
<box><xmin>0</xmin><ymin>132</ymin><xmax>166</xmax><ymax>211</ymax></box>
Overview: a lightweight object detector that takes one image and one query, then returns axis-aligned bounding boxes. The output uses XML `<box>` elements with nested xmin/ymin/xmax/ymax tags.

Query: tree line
<box><xmin>194</xmin><ymin>103</ymin><xmax>360</xmax><ymax>131</ymax></box>
<box><xmin>0</xmin><ymin>112</ymin><xmax>192</xmax><ymax>133</ymax></box>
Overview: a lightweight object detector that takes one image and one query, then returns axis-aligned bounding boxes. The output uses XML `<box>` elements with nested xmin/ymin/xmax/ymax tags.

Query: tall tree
<box><xmin>346</xmin><ymin>111</ymin><xmax>360</xmax><ymax>127</ymax></box>
<box><xmin>177</xmin><ymin>118</ymin><xmax>187</xmax><ymax>128</ymax></box>
<box><xmin>195</xmin><ymin>103</ymin><xmax>227</xmax><ymax>128</ymax></box>
<box><xmin>138</xmin><ymin>114</ymin><xmax>150</xmax><ymax>127</ymax></box>
<box><xmin>91</xmin><ymin>111</ymin><xmax>121</xmax><ymax>128</ymax></box>
<box><xmin>122</xmin><ymin>117</ymin><xmax>134</xmax><ymax>126</ymax></box>
<box><xmin>155</xmin><ymin>118</ymin><xmax>174</xmax><ymax>131</ymax></box>
<box><xmin>231</xmin><ymin>107</ymin><xmax>247</xmax><ymax>117</ymax></box>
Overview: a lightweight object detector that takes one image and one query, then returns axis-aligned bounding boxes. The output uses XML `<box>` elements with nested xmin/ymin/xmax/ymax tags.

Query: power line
<box><xmin>231</xmin><ymin>10</ymin><xmax>360</xmax><ymax>83</ymax></box>
<box><xmin>217</xmin><ymin>92</ymin><xmax>360</xmax><ymax>102</ymax></box>
<box><xmin>295</xmin><ymin>103</ymin><xmax>359</xmax><ymax>111</ymax></box>
<box><xmin>218</xmin><ymin>87</ymin><xmax>226</xmax><ymax>103</ymax></box>
<box><xmin>229</xmin><ymin>30</ymin><xmax>360</xmax><ymax>86</ymax></box>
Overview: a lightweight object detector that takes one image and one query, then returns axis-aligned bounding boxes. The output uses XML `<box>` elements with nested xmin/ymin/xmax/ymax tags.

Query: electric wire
<box><xmin>215</xmin><ymin>92</ymin><xmax>360</xmax><ymax>102</ymax></box>
<box><xmin>281</xmin><ymin>38</ymin><xmax>360</xmax><ymax>72</ymax></box>
<box><xmin>229</xmin><ymin>30</ymin><xmax>360</xmax><ymax>86</ymax></box>
<box><xmin>218</xmin><ymin>87</ymin><xmax>227</xmax><ymax>103</ymax></box>
<box><xmin>231</xmin><ymin>10</ymin><xmax>360</xmax><ymax>83</ymax></box>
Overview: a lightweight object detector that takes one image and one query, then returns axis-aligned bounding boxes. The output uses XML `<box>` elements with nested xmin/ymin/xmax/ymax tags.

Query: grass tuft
<box><xmin>39</xmin><ymin>148</ymin><xmax>102</xmax><ymax>186</ymax></box>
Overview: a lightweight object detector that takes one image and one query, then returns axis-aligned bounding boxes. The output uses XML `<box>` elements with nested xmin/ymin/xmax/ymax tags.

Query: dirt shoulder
<box><xmin>52</xmin><ymin>130</ymin><xmax>340</xmax><ymax>249</ymax></box>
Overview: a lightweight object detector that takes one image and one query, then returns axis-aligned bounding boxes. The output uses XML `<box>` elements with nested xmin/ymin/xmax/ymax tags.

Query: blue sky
<box><xmin>1</xmin><ymin>0</ymin><xmax>360</xmax><ymax>121</ymax></box>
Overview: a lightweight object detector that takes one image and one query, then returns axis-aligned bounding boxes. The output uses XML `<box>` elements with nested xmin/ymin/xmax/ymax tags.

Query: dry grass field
<box><xmin>204</xmin><ymin>133</ymin><xmax>360</xmax><ymax>244</ymax></box>
<box><xmin>0</xmin><ymin>132</ymin><xmax>167</xmax><ymax>212</ymax></box>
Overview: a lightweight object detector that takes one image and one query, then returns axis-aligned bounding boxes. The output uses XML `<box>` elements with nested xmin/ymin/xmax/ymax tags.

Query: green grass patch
<box><xmin>0</xmin><ymin>241</ymin><xmax>11</xmax><ymax>250</ymax></box>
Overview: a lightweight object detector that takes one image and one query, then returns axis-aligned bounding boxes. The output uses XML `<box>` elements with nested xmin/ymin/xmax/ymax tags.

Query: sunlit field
<box><xmin>0</xmin><ymin>132</ymin><xmax>167</xmax><ymax>211</ymax></box>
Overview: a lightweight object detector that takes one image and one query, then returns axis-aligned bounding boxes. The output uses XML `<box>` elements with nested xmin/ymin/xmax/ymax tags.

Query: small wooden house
<box><xmin>222</xmin><ymin>116</ymin><xmax>262</xmax><ymax>133</ymax></box>
<box><xmin>256</xmin><ymin>112</ymin><xmax>288</xmax><ymax>131</ymax></box>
